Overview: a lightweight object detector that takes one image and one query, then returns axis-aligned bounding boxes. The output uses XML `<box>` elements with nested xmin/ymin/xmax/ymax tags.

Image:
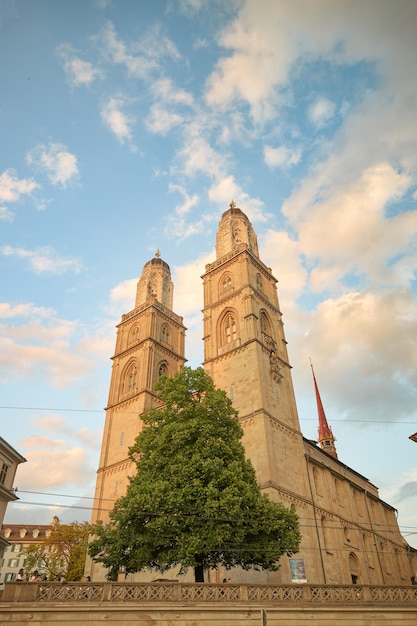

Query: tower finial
<box><xmin>155</xmin><ymin>249</ymin><xmax>161</xmax><ymax>258</ymax></box>
<box><xmin>229</xmin><ymin>199</ymin><xmax>236</xmax><ymax>209</ymax></box>
<box><xmin>310</xmin><ymin>360</ymin><xmax>338</xmax><ymax>459</ymax></box>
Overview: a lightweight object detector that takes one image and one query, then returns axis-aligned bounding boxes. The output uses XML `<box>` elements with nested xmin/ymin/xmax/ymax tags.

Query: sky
<box><xmin>1</xmin><ymin>0</ymin><xmax>417</xmax><ymax>548</ymax></box>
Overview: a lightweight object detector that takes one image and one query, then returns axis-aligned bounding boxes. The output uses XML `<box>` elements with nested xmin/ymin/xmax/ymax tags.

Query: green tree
<box><xmin>24</xmin><ymin>517</ymin><xmax>91</xmax><ymax>581</ymax></box>
<box><xmin>88</xmin><ymin>367</ymin><xmax>301</xmax><ymax>582</ymax></box>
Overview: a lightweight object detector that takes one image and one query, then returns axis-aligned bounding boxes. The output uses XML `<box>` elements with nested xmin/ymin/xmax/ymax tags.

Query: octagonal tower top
<box><xmin>215</xmin><ymin>200</ymin><xmax>259</xmax><ymax>259</ymax></box>
<box><xmin>135</xmin><ymin>252</ymin><xmax>173</xmax><ymax>310</ymax></box>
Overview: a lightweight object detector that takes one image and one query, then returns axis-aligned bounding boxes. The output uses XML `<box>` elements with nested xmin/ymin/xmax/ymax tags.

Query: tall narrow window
<box><xmin>225</xmin><ymin>313</ymin><xmax>237</xmax><ymax>343</ymax></box>
<box><xmin>161</xmin><ymin>324</ymin><xmax>170</xmax><ymax>343</ymax></box>
<box><xmin>124</xmin><ymin>362</ymin><xmax>138</xmax><ymax>395</ymax></box>
<box><xmin>0</xmin><ymin>462</ymin><xmax>9</xmax><ymax>485</ymax></box>
<box><xmin>256</xmin><ymin>273</ymin><xmax>263</xmax><ymax>292</ymax></box>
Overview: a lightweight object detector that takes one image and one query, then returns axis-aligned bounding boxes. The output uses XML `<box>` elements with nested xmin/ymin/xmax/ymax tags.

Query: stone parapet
<box><xmin>3</xmin><ymin>581</ymin><xmax>417</xmax><ymax>605</ymax></box>
<box><xmin>2</xmin><ymin>583</ymin><xmax>417</xmax><ymax>626</ymax></box>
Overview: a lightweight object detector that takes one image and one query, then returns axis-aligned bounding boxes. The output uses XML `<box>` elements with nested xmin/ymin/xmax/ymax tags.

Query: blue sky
<box><xmin>1</xmin><ymin>0</ymin><xmax>417</xmax><ymax>547</ymax></box>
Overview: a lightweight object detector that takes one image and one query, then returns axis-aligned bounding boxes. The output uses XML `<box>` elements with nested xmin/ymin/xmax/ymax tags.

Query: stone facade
<box><xmin>88</xmin><ymin>205</ymin><xmax>417</xmax><ymax>585</ymax></box>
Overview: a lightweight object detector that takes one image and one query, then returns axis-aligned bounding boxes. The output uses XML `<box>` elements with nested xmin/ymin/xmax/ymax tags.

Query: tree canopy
<box><xmin>88</xmin><ymin>367</ymin><xmax>301</xmax><ymax>581</ymax></box>
<box><xmin>24</xmin><ymin>517</ymin><xmax>91</xmax><ymax>581</ymax></box>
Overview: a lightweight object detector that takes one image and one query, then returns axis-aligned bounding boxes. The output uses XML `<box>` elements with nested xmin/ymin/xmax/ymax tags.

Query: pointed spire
<box><xmin>310</xmin><ymin>359</ymin><xmax>338</xmax><ymax>459</ymax></box>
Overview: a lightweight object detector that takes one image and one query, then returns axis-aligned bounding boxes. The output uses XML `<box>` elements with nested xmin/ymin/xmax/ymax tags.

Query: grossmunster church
<box><xmin>86</xmin><ymin>203</ymin><xmax>417</xmax><ymax>585</ymax></box>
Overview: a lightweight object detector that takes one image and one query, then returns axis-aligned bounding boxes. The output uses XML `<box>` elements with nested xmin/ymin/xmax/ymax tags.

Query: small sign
<box><xmin>289</xmin><ymin>558</ymin><xmax>307</xmax><ymax>583</ymax></box>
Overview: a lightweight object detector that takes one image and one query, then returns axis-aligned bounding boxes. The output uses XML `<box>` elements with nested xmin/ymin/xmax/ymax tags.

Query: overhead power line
<box><xmin>0</xmin><ymin>404</ymin><xmax>416</xmax><ymax>425</ymax></box>
<box><xmin>8</xmin><ymin>496</ymin><xmax>417</xmax><ymax>535</ymax></box>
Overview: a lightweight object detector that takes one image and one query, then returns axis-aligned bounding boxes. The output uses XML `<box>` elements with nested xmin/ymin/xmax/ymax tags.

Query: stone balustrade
<box><xmin>3</xmin><ymin>582</ymin><xmax>417</xmax><ymax>605</ymax></box>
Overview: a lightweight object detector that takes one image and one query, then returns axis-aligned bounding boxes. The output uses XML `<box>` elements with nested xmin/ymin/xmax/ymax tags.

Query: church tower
<box><xmin>91</xmin><ymin>252</ymin><xmax>186</xmax><ymax>526</ymax></box>
<box><xmin>202</xmin><ymin>203</ymin><xmax>316</xmax><ymax>582</ymax></box>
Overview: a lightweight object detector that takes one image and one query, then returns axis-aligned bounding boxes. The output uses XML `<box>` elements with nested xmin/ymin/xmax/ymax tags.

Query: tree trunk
<box><xmin>194</xmin><ymin>564</ymin><xmax>204</xmax><ymax>582</ymax></box>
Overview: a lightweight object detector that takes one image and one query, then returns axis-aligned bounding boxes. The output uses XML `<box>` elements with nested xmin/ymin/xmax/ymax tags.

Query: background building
<box><xmin>0</xmin><ymin>438</ymin><xmax>26</xmax><ymax>588</ymax></box>
<box><xmin>0</xmin><ymin>524</ymin><xmax>51</xmax><ymax>586</ymax></box>
<box><xmin>88</xmin><ymin>204</ymin><xmax>417</xmax><ymax>585</ymax></box>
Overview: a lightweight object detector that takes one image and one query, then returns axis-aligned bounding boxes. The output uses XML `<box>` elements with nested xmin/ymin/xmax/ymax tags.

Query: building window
<box><xmin>158</xmin><ymin>362</ymin><xmax>169</xmax><ymax>378</ymax></box>
<box><xmin>115</xmin><ymin>481</ymin><xmax>119</xmax><ymax>495</ymax></box>
<box><xmin>120</xmin><ymin>432</ymin><xmax>125</xmax><ymax>445</ymax></box>
<box><xmin>260</xmin><ymin>311</ymin><xmax>270</xmax><ymax>335</ymax></box>
<box><xmin>8</xmin><ymin>558</ymin><xmax>19</xmax><ymax>568</ymax></box>
<box><xmin>124</xmin><ymin>362</ymin><xmax>138</xmax><ymax>395</ymax></box>
<box><xmin>222</xmin><ymin>274</ymin><xmax>233</xmax><ymax>292</ymax></box>
<box><xmin>256</xmin><ymin>273</ymin><xmax>263</xmax><ymax>292</ymax></box>
<box><xmin>0</xmin><ymin>462</ymin><xmax>9</xmax><ymax>485</ymax></box>
<box><xmin>161</xmin><ymin>324</ymin><xmax>170</xmax><ymax>344</ymax></box>
<box><xmin>225</xmin><ymin>313</ymin><xmax>237</xmax><ymax>343</ymax></box>
<box><xmin>129</xmin><ymin>325</ymin><xmax>139</xmax><ymax>344</ymax></box>
<box><xmin>230</xmin><ymin>387</ymin><xmax>234</xmax><ymax>401</ymax></box>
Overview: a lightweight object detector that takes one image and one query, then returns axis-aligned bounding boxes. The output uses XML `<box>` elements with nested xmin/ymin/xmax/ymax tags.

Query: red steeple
<box><xmin>310</xmin><ymin>361</ymin><xmax>338</xmax><ymax>459</ymax></box>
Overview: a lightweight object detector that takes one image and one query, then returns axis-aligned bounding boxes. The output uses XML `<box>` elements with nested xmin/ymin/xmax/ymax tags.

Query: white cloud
<box><xmin>289</xmin><ymin>288</ymin><xmax>417</xmax><ymax>423</ymax></box>
<box><xmin>164</xmin><ymin>185</ymin><xmax>207</xmax><ymax>239</ymax></box>
<box><xmin>101</xmin><ymin>95</ymin><xmax>136</xmax><ymax>144</ymax></box>
<box><xmin>26</xmin><ymin>143</ymin><xmax>79</xmax><ymax>187</ymax></box>
<box><xmin>308</xmin><ymin>97</ymin><xmax>336</xmax><ymax>128</ymax></box>
<box><xmin>208</xmin><ymin>176</ymin><xmax>268</xmax><ymax>223</ymax></box>
<box><xmin>0</xmin><ymin>168</ymin><xmax>38</xmax><ymax>219</ymax></box>
<box><xmin>57</xmin><ymin>43</ymin><xmax>104</xmax><ymax>87</ymax></box>
<box><xmin>1</xmin><ymin>245</ymin><xmax>83</xmax><ymax>274</ymax></box>
<box><xmin>145</xmin><ymin>105</ymin><xmax>184</xmax><ymax>135</ymax></box>
<box><xmin>15</xmin><ymin>439</ymin><xmax>93</xmax><ymax>490</ymax></box>
<box><xmin>152</xmin><ymin>78</ymin><xmax>194</xmax><ymax>106</ymax></box>
<box><xmin>264</xmin><ymin>144</ymin><xmax>302</xmax><ymax>168</ymax></box>
<box><xmin>293</xmin><ymin>163</ymin><xmax>415</xmax><ymax>291</ymax></box>
<box><xmin>96</xmin><ymin>21</ymin><xmax>181</xmax><ymax>79</ymax></box>
<box><xmin>0</xmin><ymin>303</ymin><xmax>55</xmax><ymax>319</ymax></box>
<box><xmin>0</xmin><ymin>205</ymin><xmax>13</xmax><ymax>221</ymax></box>
<box><xmin>0</xmin><ymin>302</ymin><xmax>112</xmax><ymax>390</ymax></box>
<box><xmin>0</xmin><ymin>329</ymin><xmax>90</xmax><ymax>389</ymax></box>
<box><xmin>145</xmin><ymin>79</ymin><xmax>194</xmax><ymax>135</ymax></box>
<box><xmin>261</xmin><ymin>229</ymin><xmax>307</xmax><ymax>310</ymax></box>
<box><xmin>109</xmin><ymin>278</ymin><xmax>137</xmax><ymax>315</ymax></box>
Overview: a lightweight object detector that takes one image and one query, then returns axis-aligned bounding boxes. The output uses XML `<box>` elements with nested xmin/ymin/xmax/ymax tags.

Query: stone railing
<box><xmin>3</xmin><ymin>582</ymin><xmax>417</xmax><ymax>605</ymax></box>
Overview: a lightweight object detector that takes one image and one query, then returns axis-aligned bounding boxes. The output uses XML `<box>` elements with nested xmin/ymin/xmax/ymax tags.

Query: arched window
<box><xmin>218</xmin><ymin>310</ymin><xmax>239</xmax><ymax>347</ymax></box>
<box><xmin>256</xmin><ymin>273</ymin><xmax>263</xmax><ymax>292</ymax></box>
<box><xmin>161</xmin><ymin>324</ymin><xmax>170</xmax><ymax>344</ymax></box>
<box><xmin>129</xmin><ymin>325</ymin><xmax>139</xmax><ymax>344</ymax></box>
<box><xmin>260</xmin><ymin>311</ymin><xmax>271</xmax><ymax>335</ymax></box>
<box><xmin>349</xmin><ymin>553</ymin><xmax>360</xmax><ymax>584</ymax></box>
<box><xmin>158</xmin><ymin>362</ymin><xmax>169</xmax><ymax>378</ymax></box>
<box><xmin>221</xmin><ymin>274</ymin><xmax>233</xmax><ymax>293</ymax></box>
<box><xmin>123</xmin><ymin>361</ymin><xmax>138</xmax><ymax>395</ymax></box>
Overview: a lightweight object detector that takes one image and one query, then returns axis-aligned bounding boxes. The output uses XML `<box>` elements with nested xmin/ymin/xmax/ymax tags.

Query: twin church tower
<box><xmin>89</xmin><ymin>204</ymin><xmax>415</xmax><ymax>585</ymax></box>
